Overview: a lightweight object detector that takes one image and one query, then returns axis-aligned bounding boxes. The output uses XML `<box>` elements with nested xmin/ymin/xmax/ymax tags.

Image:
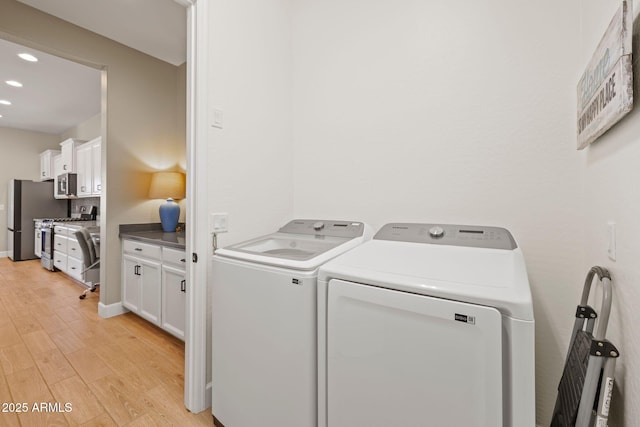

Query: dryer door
<box><xmin>327</xmin><ymin>279</ymin><xmax>503</xmax><ymax>427</ymax></box>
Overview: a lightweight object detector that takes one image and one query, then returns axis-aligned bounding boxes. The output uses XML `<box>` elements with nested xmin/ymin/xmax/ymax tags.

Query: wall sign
<box><xmin>577</xmin><ymin>1</ymin><xmax>633</xmax><ymax>150</ymax></box>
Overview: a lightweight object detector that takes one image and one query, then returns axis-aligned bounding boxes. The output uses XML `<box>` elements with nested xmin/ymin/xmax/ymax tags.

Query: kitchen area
<box><xmin>0</xmin><ymin>7</ymin><xmax>197</xmax><ymax>421</ymax></box>
<box><xmin>1</xmin><ymin>35</ymin><xmax>103</xmax><ymax>296</ymax></box>
<box><xmin>8</xmin><ymin>136</ymin><xmax>102</xmax><ymax>295</ymax></box>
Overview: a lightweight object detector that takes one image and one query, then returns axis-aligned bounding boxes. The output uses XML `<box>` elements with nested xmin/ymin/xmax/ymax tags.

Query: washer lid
<box><xmin>215</xmin><ymin>220</ymin><xmax>371</xmax><ymax>270</ymax></box>
<box><xmin>319</xmin><ymin>223</ymin><xmax>533</xmax><ymax>320</ymax></box>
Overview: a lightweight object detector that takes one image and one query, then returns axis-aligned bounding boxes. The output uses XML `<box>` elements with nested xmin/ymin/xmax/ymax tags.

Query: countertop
<box><xmin>52</xmin><ymin>220</ymin><xmax>99</xmax><ymax>228</ymax></box>
<box><xmin>119</xmin><ymin>223</ymin><xmax>186</xmax><ymax>250</ymax></box>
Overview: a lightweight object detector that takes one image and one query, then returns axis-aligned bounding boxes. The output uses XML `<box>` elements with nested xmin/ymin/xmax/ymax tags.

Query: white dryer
<box><xmin>212</xmin><ymin>219</ymin><xmax>372</xmax><ymax>427</ymax></box>
<box><xmin>317</xmin><ymin>223</ymin><xmax>535</xmax><ymax>427</ymax></box>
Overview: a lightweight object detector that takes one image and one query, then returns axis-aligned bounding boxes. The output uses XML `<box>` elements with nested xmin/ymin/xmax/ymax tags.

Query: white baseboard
<box><xmin>205</xmin><ymin>382</ymin><xmax>212</xmax><ymax>411</ymax></box>
<box><xmin>0</xmin><ymin>251</ymin><xmax>8</xmax><ymax>258</ymax></box>
<box><xmin>98</xmin><ymin>301</ymin><xmax>127</xmax><ymax>318</ymax></box>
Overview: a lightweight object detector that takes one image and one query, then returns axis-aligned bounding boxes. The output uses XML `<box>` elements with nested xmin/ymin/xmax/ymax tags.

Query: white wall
<box><xmin>579</xmin><ymin>1</ymin><xmax>640</xmax><ymax>425</ymax></box>
<box><xmin>206</xmin><ymin>0</ymin><xmax>294</xmax><ymax>384</ymax></box>
<box><xmin>205</xmin><ymin>1</ymin><xmax>638</xmax><ymax>424</ymax></box>
<box><xmin>207</xmin><ymin>0</ymin><xmax>294</xmax><ymax>249</ymax></box>
<box><xmin>291</xmin><ymin>0</ymin><xmax>581</xmax><ymax>424</ymax></box>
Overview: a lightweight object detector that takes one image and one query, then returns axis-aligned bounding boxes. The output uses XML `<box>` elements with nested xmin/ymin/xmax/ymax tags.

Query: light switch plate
<box><xmin>211</xmin><ymin>212</ymin><xmax>229</xmax><ymax>233</ymax></box>
<box><xmin>212</xmin><ymin>109</ymin><xmax>223</xmax><ymax>129</ymax></box>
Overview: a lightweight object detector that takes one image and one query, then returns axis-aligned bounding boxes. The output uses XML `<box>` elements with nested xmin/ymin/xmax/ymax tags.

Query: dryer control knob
<box><xmin>313</xmin><ymin>221</ymin><xmax>325</xmax><ymax>231</ymax></box>
<box><xmin>429</xmin><ymin>226</ymin><xmax>444</xmax><ymax>238</ymax></box>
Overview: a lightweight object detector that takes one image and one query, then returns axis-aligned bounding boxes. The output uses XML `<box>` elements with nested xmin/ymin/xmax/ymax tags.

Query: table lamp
<box><xmin>148</xmin><ymin>171</ymin><xmax>186</xmax><ymax>232</ymax></box>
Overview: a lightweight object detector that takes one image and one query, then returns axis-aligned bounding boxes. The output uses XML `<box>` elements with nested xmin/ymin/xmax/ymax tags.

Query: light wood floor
<box><xmin>0</xmin><ymin>258</ymin><xmax>213</xmax><ymax>427</ymax></box>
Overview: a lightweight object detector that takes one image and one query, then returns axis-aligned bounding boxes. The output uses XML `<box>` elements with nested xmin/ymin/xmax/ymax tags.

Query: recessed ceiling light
<box><xmin>18</xmin><ymin>53</ymin><xmax>38</xmax><ymax>62</ymax></box>
<box><xmin>0</xmin><ymin>100</ymin><xmax>12</xmax><ymax>105</ymax></box>
<box><xmin>6</xmin><ymin>80</ymin><xmax>23</xmax><ymax>88</ymax></box>
<box><xmin>0</xmin><ymin>114</ymin><xmax>3</xmax><ymax>118</ymax></box>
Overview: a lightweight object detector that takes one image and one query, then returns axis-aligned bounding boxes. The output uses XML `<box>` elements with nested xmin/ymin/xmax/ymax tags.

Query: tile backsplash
<box><xmin>71</xmin><ymin>197</ymin><xmax>100</xmax><ymax>217</ymax></box>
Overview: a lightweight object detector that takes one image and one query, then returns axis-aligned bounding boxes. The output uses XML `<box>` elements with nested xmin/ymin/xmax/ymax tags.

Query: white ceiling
<box><xmin>0</xmin><ymin>38</ymin><xmax>101</xmax><ymax>135</ymax></box>
<box><xmin>17</xmin><ymin>0</ymin><xmax>187</xmax><ymax>66</ymax></box>
<box><xmin>0</xmin><ymin>0</ymin><xmax>185</xmax><ymax>135</ymax></box>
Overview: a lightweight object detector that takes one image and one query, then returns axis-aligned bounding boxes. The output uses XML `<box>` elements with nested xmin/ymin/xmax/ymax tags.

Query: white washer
<box><xmin>212</xmin><ymin>219</ymin><xmax>373</xmax><ymax>427</ymax></box>
<box><xmin>317</xmin><ymin>223</ymin><xmax>535</xmax><ymax>427</ymax></box>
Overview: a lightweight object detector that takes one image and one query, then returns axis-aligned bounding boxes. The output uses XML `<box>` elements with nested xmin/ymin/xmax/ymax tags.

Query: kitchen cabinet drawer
<box><xmin>67</xmin><ymin>238</ymin><xmax>82</xmax><ymax>260</ymax></box>
<box><xmin>54</xmin><ymin>225</ymin><xmax>69</xmax><ymax>236</ymax></box>
<box><xmin>54</xmin><ymin>235</ymin><xmax>68</xmax><ymax>252</ymax></box>
<box><xmin>162</xmin><ymin>247</ymin><xmax>187</xmax><ymax>268</ymax></box>
<box><xmin>54</xmin><ymin>251</ymin><xmax>67</xmax><ymax>272</ymax></box>
<box><xmin>67</xmin><ymin>256</ymin><xmax>84</xmax><ymax>281</ymax></box>
<box><xmin>123</xmin><ymin>239</ymin><xmax>162</xmax><ymax>260</ymax></box>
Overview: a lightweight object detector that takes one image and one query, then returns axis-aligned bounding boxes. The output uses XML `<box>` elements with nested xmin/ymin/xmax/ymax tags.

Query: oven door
<box><xmin>35</xmin><ymin>225</ymin><xmax>42</xmax><ymax>258</ymax></box>
<box><xmin>40</xmin><ymin>227</ymin><xmax>55</xmax><ymax>270</ymax></box>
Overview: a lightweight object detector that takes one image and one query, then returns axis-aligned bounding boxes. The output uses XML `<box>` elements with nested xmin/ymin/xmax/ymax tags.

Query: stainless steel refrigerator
<box><xmin>7</xmin><ymin>179</ymin><xmax>68</xmax><ymax>261</ymax></box>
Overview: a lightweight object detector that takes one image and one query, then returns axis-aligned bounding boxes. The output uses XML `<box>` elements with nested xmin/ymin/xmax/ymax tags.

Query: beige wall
<box><xmin>0</xmin><ymin>0</ymin><xmax>186</xmax><ymax>306</ymax></box>
<box><xmin>59</xmin><ymin>113</ymin><xmax>101</xmax><ymax>141</ymax></box>
<box><xmin>0</xmin><ymin>127</ymin><xmax>60</xmax><ymax>254</ymax></box>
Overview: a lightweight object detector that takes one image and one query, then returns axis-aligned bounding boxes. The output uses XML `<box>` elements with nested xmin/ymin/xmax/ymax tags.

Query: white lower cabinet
<box><xmin>161</xmin><ymin>265</ymin><xmax>186</xmax><ymax>339</ymax></box>
<box><xmin>122</xmin><ymin>239</ymin><xmax>186</xmax><ymax>340</ymax></box>
<box><xmin>122</xmin><ymin>254</ymin><xmax>162</xmax><ymax>325</ymax></box>
<box><xmin>53</xmin><ymin>225</ymin><xmax>85</xmax><ymax>283</ymax></box>
<box><xmin>123</xmin><ymin>256</ymin><xmax>141</xmax><ymax>313</ymax></box>
<box><xmin>53</xmin><ymin>250</ymin><xmax>67</xmax><ymax>272</ymax></box>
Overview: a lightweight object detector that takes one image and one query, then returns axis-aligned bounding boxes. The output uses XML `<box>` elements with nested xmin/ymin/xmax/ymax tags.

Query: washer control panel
<box><xmin>374</xmin><ymin>223</ymin><xmax>517</xmax><ymax>250</ymax></box>
<box><xmin>279</xmin><ymin>219</ymin><xmax>364</xmax><ymax>238</ymax></box>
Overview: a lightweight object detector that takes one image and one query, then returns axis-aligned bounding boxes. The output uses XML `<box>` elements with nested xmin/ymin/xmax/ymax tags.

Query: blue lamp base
<box><xmin>159</xmin><ymin>198</ymin><xmax>180</xmax><ymax>232</ymax></box>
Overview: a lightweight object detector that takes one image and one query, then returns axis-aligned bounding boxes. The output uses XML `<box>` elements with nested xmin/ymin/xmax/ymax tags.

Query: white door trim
<box><xmin>175</xmin><ymin>0</ymin><xmax>210</xmax><ymax>413</ymax></box>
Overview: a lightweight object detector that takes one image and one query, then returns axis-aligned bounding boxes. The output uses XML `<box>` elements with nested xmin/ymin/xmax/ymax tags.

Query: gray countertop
<box><xmin>119</xmin><ymin>223</ymin><xmax>186</xmax><ymax>249</ymax></box>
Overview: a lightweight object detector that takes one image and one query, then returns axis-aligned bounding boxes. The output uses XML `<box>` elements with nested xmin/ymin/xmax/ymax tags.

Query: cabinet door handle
<box><xmin>97</xmin><ymin>184</ymin><xmax>102</xmax><ymax>191</ymax></box>
<box><xmin>134</xmin><ymin>265</ymin><xmax>140</xmax><ymax>276</ymax></box>
<box><xmin>134</xmin><ymin>248</ymin><xmax>142</xmax><ymax>252</ymax></box>
<box><xmin>180</xmin><ymin>258</ymin><xmax>186</xmax><ymax>263</ymax></box>
<box><xmin>81</xmin><ymin>186</ymin><xmax>86</xmax><ymax>192</ymax></box>
<box><xmin>180</xmin><ymin>279</ymin><xmax>186</xmax><ymax>293</ymax></box>
<box><xmin>42</xmin><ymin>172</ymin><xmax>45</xmax><ymax>176</ymax></box>
<box><xmin>63</xmin><ymin>164</ymin><xmax>68</xmax><ymax>171</ymax></box>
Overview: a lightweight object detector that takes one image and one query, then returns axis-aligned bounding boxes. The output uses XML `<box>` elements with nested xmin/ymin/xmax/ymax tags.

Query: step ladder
<box><xmin>550</xmin><ymin>266</ymin><xmax>620</xmax><ymax>427</ymax></box>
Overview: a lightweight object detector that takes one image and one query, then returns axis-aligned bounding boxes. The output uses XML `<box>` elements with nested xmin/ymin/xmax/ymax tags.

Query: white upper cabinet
<box><xmin>53</xmin><ymin>154</ymin><xmax>64</xmax><ymax>200</ymax></box>
<box><xmin>92</xmin><ymin>138</ymin><xmax>102</xmax><ymax>195</ymax></box>
<box><xmin>76</xmin><ymin>137</ymin><xmax>102</xmax><ymax>198</ymax></box>
<box><xmin>60</xmin><ymin>138</ymin><xmax>85</xmax><ymax>173</ymax></box>
<box><xmin>39</xmin><ymin>149</ymin><xmax>60</xmax><ymax>181</ymax></box>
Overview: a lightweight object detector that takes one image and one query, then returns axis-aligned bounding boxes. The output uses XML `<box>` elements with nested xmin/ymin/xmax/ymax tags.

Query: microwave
<box><xmin>57</xmin><ymin>173</ymin><xmax>78</xmax><ymax>198</ymax></box>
